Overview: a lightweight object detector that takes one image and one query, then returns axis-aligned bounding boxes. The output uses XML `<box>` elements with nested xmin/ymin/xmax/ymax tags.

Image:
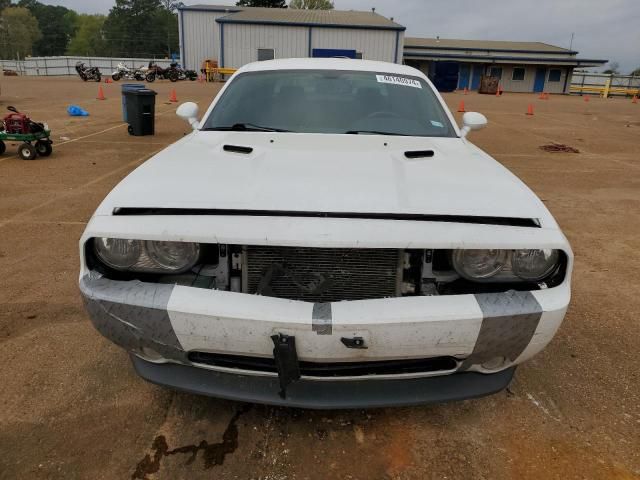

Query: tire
<box><xmin>35</xmin><ymin>140</ymin><xmax>52</xmax><ymax>157</ymax></box>
<box><xmin>95</xmin><ymin>73</ymin><xmax>102</xmax><ymax>82</ymax></box>
<box><xmin>169</xmin><ymin>71</ymin><xmax>179</xmax><ymax>82</ymax></box>
<box><xmin>127</xmin><ymin>125</ymin><xmax>134</xmax><ymax>135</ymax></box>
<box><xmin>0</xmin><ymin>141</ymin><xmax>5</xmax><ymax>155</ymax></box>
<box><xmin>112</xmin><ymin>73</ymin><xmax>121</xmax><ymax>81</ymax></box>
<box><xmin>81</xmin><ymin>75</ymin><xmax>88</xmax><ymax>82</ymax></box>
<box><xmin>18</xmin><ymin>143</ymin><xmax>37</xmax><ymax>160</ymax></box>
<box><xmin>145</xmin><ymin>73</ymin><xmax>156</xmax><ymax>83</ymax></box>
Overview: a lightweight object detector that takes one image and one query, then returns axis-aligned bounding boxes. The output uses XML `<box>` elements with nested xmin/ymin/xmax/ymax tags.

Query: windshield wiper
<box><xmin>203</xmin><ymin>123</ymin><xmax>291</xmax><ymax>132</ymax></box>
<box><xmin>345</xmin><ymin>130</ymin><xmax>410</xmax><ymax>136</ymax></box>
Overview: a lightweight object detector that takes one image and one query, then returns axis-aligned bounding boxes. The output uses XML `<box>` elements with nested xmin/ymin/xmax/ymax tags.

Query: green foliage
<box><xmin>102</xmin><ymin>0</ymin><xmax>178</xmax><ymax>57</ymax></box>
<box><xmin>631</xmin><ymin>67</ymin><xmax>640</xmax><ymax>76</ymax></box>
<box><xmin>236</xmin><ymin>0</ymin><xmax>287</xmax><ymax>7</ymax></box>
<box><xmin>0</xmin><ymin>6</ymin><xmax>42</xmax><ymax>59</ymax></box>
<box><xmin>66</xmin><ymin>15</ymin><xmax>107</xmax><ymax>56</ymax></box>
<box><xmin>0</xmin><ymin>0</ymin><xmax>12</xmax><ymax>10</ymax></box>
<box><xmin>18</xmin><ymin>0</ymin><xmax>77</xmax><ymax>56</ymax></box>
<box><xmin>289</xmin><ymin>0</ymin><xmax>334</xmax><ymax>9</ymax></box>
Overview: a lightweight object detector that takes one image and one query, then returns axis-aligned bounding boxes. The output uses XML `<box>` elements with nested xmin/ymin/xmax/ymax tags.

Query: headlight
<box><xmin>93</xmin><ymin>238</ymin><xmax>200</xmax><ymax>274</ymax></box>
<box><xmin>94</xmin><ymin>238</ymin><xmax>142</xmax><ymax>269</ymax></box>
<box><xmin>451</xmin><ymin>249</ymin><xmax>561</xmax><ymax>282</ymax></box>
<box><xmin>145</xmin><ymin>240</ymin><xmax>200</xmax><ymax>272</ymax></box>
<box><xmin>452</xmin><ymin>249</ymin><xmax>509</xmax><ymax>280</ymax></box>
<box><xmin>512</xmin><ymin>249</ymin><xmax>560</xmax><ymax>281</ymax></box>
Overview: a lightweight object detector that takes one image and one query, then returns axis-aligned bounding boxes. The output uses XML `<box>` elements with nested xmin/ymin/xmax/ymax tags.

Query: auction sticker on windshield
<box><xmin>376</xmin><ymin>75</ymin><xmax>422</xmax><ymax>89</ymax></box>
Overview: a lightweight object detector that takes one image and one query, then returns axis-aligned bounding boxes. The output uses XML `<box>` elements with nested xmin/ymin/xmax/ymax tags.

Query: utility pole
<box><xmin>569</xmin><ymin>32</ymin><xmax>574</xmax><ymax>51</ymax></box>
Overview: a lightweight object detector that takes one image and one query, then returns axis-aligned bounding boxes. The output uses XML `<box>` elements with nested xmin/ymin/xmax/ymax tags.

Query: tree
<box><xmin>103</xmin><ymin>0</ymin><xmax>178</xmax><ymax>58</ymax></box>
<box><xmin>0</xmin><ymin>7</ymin><xmax>42</xmax><ymax>59</ymax></box>
<box><xmin>289</xmin><ymin>0</ymin><xmax>333</xmax><ymax>9</ymax></box>
<box><xmin>159</xmin><ymin>0</ymin><xmax>182</xmax><ymax>12</ymax></box>
<box><xmin>630</xmin><ymin>67</ymin><xmax>640</xmax><ymax>77</ymax></box>
<box><xmin>236</xmin><ymin>0</ymin><xmax>287</xmax><ymax>7</ymax></box>
<box><xmin>18</xmin><ymin>0</ymin><xmax>77</xmax><ymax>56</ymax></box>
<box><xmin>66</xmin><ymin>14</ymin><xmax>107</xmax><ymax>56</ymax></box>
<box><xmin>602</xmin><ymin>61</ymin><xmax>619</xmax><ymax>75</ymax></box>
<box><xmin>0</xmin><ymin>0</ymin><xmax>11</xmax><ymax>10</ymax></box>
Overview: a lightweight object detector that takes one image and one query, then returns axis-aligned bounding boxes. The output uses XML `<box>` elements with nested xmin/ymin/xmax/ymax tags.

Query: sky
<box><xmin>37</xmin><ymin>0</ymin><xmax>638</xmax><ymax>72</ymax></box>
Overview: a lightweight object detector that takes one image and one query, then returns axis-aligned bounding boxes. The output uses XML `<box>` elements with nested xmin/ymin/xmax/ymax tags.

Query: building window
<box><xmin>488</xmin><ymin>66</ymin><xmax>502</xmax><ymax>79</ymax></box>
<box><xmin>548</xmin><ymin>69</ymin><xmax>562</xmax><ymax>82</ymax></box>
<box><xmin>512</xmin><ymin>67</ymin><xmax>526</xmax><ymax>81</ymax></box>
<box><xmin>257</xmin><ymin>48</ymin><xmax>275</xmax><ymax>61</ymax></box>
<box><xmin>355</xmin><ymin>52</ymin><xmax>363</xmax><ymax>60</ymax></box>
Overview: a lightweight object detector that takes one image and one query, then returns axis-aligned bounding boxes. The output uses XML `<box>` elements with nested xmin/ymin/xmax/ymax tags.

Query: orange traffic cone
<box><xmin>169</xmin><ymin>89</ymin><xmax>178</xmax><ymax>103</ymax></box>
<box><xmin>97</xmin><ymin>86</ymin><xmax>106</xmax><ymax>100</ymax></box>
<box><xmin>539</xmin><ymin>92</ymin><xmax>545</xmax><ymax>100</ymax></box>
<box><xmin>457</xmin><ymin>100</ymin><xmax>466</xmax><ymax>112</ymax></box>
<box><xmin>584</xmin><ymin>95</ymin><xmax>590</xmax><ymax>103</ymax></box>
<box><xmin>526</xmin><ymin>104</ymin><xmax>534</xmax><ymax>116</ymax></box>
<box><xmin>633</xmin><ymin>95</ymin><xmax>638</xmax><ymax>104</ymax></box>
<box><xmin>495</xmin><ymin>86</ymin><xmax>501</xmax><ymax>97</ymax></box>
<box><xmin>499</xmin><ymin>86</ymin><xmax>504</xmax><ymax>96</ymax></box>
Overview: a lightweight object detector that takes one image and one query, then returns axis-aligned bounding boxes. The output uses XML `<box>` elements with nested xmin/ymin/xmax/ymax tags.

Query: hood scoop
<box><xmin>404</xmin><ymin>150</ymin><xmax>435</xmax><ymax>159</ymax></box>
<box><xmin>223</xmin><ymin>144</ymin><xmax>253</xmax><ymax>154</ymax></box>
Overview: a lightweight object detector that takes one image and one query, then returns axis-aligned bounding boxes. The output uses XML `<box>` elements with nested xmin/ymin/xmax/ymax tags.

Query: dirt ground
<box><xmin>0</xmin><ymin>75</ymin><xmax>638</xmax><ymax>480</ymax></box>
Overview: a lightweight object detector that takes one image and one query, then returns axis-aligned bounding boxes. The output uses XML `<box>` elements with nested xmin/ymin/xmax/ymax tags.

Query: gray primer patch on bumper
<box><xmin>80</xmin><ymin>274</ymin><xmax>187</xmax><ymax>362</ymax></box>
<box><xmin>312</xmin><ymin>302</ymin><xmax>332</xmax><ymax>335</ymax></box>
<box><xmin>461</xmin><ymin>290</ymin><xmax>543</xmax><ymax>370</ymax></box>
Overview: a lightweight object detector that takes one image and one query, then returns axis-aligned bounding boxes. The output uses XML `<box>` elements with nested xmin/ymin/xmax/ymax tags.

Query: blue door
<box><xmin>458</xmin><ymin>64</ymin><xmax>470</xmax><ymax>89</ymax></box>
<box><xmin>534</xmin><ymin>67</ymin><xmax>546</xmax><ymax>92</ymax></box>
<box><xmin>312</xmin><ymin>48</ymin><xmax>356</xmax><ymax>59</ymax></box>
<box><xmin>471</xmin><ymin>65</ymin><xmax>483</xmax><ymax>90</ymax></box>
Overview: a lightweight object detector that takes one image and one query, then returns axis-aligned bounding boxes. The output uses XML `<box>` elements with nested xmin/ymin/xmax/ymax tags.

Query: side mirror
<box><xmin>176</xmin><ymin>102</ymin><xmax>200</xmax><ymax>130</ymax></box>
<box><xmin>460</xmin><ymin>112</ymin><xmax>487</xmax><ymax>138</ymax></box>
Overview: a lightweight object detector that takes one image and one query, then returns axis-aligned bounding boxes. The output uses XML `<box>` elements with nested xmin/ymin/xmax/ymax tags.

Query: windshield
<box><xmin>202</xmin><ymin>69</ymin><xmax>456</xmax><ymax>137</ymax></box>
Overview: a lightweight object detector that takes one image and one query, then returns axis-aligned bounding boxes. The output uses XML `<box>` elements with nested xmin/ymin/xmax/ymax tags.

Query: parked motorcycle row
<box><xmin>74</xmin><ymin>61</ymin><xmax>197</xmax><ymax>83</ymax></box>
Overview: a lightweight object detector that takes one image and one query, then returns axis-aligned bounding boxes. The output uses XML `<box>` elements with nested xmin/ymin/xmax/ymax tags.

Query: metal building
<box><xmin>403</xmin><ymin>37</ymin><xmax>607</xmax><ymax>93</ymax></box>
<box><xmin>178</xmin><ymin>4</ymin><xmax>405</xmax><ymax>71</ymax></box>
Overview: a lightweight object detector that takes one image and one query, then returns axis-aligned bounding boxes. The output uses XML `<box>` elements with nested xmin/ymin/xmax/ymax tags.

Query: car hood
<box><xmin>95</xmin><ymin>132</ymin><xmax>556</xmax><ymax>227</ymax></box>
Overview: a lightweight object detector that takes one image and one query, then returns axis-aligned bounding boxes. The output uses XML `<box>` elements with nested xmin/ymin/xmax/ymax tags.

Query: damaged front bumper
<box><xmin>79</xmin><ymin>272</ymin><xmax>569</xmax><ymax>408</ymax></box>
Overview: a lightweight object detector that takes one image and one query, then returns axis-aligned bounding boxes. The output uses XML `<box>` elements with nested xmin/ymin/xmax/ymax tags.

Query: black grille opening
<box><xmin>188</xmin><ymin>351</ymin><xmax>459</xmax><ymax>377</ymax></box>
<box><xmin>246</xmin><ymin>246</ymin><xmax>400</xmax><ymax>302</ymax></box>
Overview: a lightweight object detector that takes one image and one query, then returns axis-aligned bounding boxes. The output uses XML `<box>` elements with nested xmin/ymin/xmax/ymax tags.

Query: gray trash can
<box><xmin>121</xmin><ymin>84</ymin><xmax>146</xmax><ymax>122</ymax></box>
<box><xmin>124</xmin><ymin>88</ymin><xmax>157</xmax><ymax>136</ymax></box>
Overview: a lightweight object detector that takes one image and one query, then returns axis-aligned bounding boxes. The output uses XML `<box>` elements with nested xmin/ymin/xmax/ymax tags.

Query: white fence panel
<box><xmin>0</xmin><ymin>56</ymin><xmax>181</xmax><ymax>77</ymax></box>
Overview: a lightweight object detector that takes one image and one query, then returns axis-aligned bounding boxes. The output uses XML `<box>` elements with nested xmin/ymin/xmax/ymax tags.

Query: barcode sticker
<box><xmin>376</xmin><ymin>75</ymin><xmax>422</xmax><ymax>89</ymax></box>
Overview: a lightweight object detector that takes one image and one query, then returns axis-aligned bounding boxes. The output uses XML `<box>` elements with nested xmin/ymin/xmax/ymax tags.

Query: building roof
<box><xmin>180</xmin><ymin>4</ymin><xmax>405</xmax><ymax>30</ymax></box>
<box><xmin>405</xmin><ymin>37</ymin><xmax>576</xmax><ymax>54</ymax></box>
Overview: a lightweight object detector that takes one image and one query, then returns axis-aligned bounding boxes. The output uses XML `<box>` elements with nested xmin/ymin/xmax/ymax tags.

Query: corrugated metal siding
<box><xmin>312</xmin><ymin>27</ymin><xmax>396</xmax><ymax>63</ymax></box>
<box><xmin>403</xmin><ymin>48</ymin><xmax>578</xmax><ymax>60</ymax></box>
<box><xmin>182</xmin><ymin>10</ymin><xmax>226</xmax><ymax>71</ymax></box>
<box><xmin>223</xmin><ymin>24</ymin><xmax>308</xmax><ymax>68</ymax></box>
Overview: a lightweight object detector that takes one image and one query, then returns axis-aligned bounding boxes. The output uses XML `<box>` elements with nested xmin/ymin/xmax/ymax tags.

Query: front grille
<box><xmin>246</xmin><ymin>246</ymin><xmax>401</xmax><ymax>302</ymax></box>
<box><xmin>188</xmin><ymin>351</ymin><xmax>459</xmax><ymax>377</ymax></box>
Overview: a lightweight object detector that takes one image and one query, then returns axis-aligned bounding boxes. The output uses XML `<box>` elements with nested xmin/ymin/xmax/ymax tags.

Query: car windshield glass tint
<box><xmin>202</xmin><ymin>70</ymin><xmax>456</xmax><ymax>137</ymax></box>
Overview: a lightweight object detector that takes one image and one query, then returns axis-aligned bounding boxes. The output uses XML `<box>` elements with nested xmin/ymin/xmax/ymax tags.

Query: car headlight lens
<box><xmin>94</xmin><ymin>238</ymin><xmax>142</xmax><ymax>269</ymax></box>
<box><xmin>512</xmin><ymin>249</ymin><xmax>560</xmax><ymax>281</ymax></box>
<box><xmin>452</xmin><ymin>249</ymin><xmax>509</xmax><ymax>280</ymax></box>
<box><xmin>93</xmin><ymin>238</ymin><xmax>200</xmax><ymax>274</ymax></box>
<box><xmin>145</xmin><ymin>240</ymin><xmax>200</xmax><ymax>272</ymax></box>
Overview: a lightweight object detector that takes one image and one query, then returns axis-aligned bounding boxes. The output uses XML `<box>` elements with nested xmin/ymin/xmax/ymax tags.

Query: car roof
<box><xmin>238</xmin><ymin>58</ymin><xmax>423</xmax><ymax>77</ymax></box>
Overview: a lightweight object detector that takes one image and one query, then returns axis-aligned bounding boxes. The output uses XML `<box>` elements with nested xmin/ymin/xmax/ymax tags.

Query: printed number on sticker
<box><xmin>376</xmin><ymin>75</ymin><xmax>422</xmax><ymax>89</ymax></box>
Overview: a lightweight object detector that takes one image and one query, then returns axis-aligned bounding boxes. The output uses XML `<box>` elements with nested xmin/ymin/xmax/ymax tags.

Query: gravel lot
<box><xmin>0</xmin><ymin>75</ymin><xmax>638</xmax><ymax>480</ymax></box>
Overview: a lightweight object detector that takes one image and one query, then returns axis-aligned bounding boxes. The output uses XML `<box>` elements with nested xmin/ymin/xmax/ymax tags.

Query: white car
<box><xmin>79</xmin><ymin>58</ymin><xmax>572</xmax><ymax>408</ymax></box>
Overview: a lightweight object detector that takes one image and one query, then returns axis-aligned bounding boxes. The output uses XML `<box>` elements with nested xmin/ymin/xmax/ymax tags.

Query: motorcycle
<box><xmin>111</xmin><ymin>62</ymin><xmax>145</xmax><ymax>82</ymax></box>
<box><xmin>145</xmin><ymin>61</ymin><xmax>197</xmax><ymax>82</ymax></box>
<box><xmin>75</xmin><ymin>62</ymin><xmax>102</xmax><ymax>82</ymax></box>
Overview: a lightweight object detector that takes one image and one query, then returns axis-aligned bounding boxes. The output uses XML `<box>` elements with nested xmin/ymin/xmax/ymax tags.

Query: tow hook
<box><xmin>341</xmin><ymin>337</ymin><xmax>368</xmax><ymax>349</ymax></box>
<box><xmin>271</xmin><ymin>333</ymin><xmax>301</xmax><ymax>399</ymax></box>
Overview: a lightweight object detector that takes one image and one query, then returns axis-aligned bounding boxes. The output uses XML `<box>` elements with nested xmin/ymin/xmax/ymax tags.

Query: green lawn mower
<box><xmin>0</xmin><ymin>106</ymin><xmax>53</xmax><ymax>160</ymax></box>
